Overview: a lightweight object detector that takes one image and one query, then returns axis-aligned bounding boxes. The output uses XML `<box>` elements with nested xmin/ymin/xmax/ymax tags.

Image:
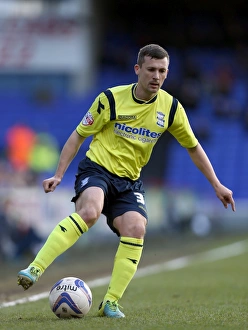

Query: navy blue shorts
<box><xmin>71</xmin><ymin>157</ymin><xmax>148</xmax><ymax>235</ymax></box>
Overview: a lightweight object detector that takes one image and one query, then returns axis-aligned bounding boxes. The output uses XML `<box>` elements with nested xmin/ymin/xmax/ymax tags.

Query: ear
<box><xmin>134</xmin><ymin>64</ymin><xmax>140</xmax><ymax>75</ymax></box>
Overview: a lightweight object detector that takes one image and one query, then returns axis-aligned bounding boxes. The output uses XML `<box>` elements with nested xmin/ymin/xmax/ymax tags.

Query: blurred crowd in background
<box><xmin>0</xmin><ymin>0</ymin><xmax>248</xmax><ymax>261</ymax></box>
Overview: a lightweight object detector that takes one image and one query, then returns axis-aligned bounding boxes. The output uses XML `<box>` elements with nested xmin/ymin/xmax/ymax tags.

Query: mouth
<box><xmin>150</xmin><ymin>83</ymin><xmax>159</xmax><ymax>89</ymax></box>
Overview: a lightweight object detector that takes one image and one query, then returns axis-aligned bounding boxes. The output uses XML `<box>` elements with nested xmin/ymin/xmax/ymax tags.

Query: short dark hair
<box><xmin>137</xmin><ymin>44</ymin><xmax>169</xmax><ymax>66</ymax></box>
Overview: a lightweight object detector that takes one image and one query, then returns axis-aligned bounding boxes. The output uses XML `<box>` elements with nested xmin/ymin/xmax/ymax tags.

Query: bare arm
<box><xmin>187</xmin><ymin>143</ymin><xmax>235</xmax><ymax>211</ymax></box>
<box><xmin>43</xmin><ymin>130</ymin><xmax>86</xmax><ymax>193</ymax></box>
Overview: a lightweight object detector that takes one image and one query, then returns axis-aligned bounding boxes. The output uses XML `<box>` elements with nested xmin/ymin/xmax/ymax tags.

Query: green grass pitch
<box><xmin>1</xmin><ymin>234</ymin><xmax>248</xmax><ymax>330</ymax></box>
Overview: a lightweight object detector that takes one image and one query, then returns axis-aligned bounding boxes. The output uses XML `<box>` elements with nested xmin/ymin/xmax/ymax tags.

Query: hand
<box><xmin>215</xmin><ymin>184</ymin><xmax>235</xmax><ymax>211</ymax></box>
<box><xmin>43</xmin><ymin>176</ymin><xmax>61</xmax><ymax>193</ymax></box>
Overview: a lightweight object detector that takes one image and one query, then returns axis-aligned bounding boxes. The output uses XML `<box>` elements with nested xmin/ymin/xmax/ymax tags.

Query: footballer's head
<box><xmin>137</xmin><ymin>44</ymin><xmax>170</xmax><ymax>67</ymax></box>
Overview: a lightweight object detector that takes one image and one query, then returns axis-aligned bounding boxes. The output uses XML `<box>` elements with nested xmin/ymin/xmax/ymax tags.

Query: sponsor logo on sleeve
<box><xmin>82</xmin><ymin>111</ymin><xmax>94</xmax><ymax>126</ymax></box>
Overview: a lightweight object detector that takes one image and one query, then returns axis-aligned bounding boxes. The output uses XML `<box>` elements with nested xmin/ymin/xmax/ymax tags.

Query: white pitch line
<box><xmin>1</xmin><ymin>239</ymin><xmax>248</xmax><ymax>309</ymax></box>
<box><xmin>135</xmin><ymin>239</ymin><xmax>248</xmax><ymax>278</ymax></box>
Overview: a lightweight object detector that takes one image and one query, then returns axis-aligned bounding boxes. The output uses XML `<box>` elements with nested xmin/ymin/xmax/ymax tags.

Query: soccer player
<box><xmin>17</xmin><ymin>44</ymin><xmax>235</xmax><ymax>318</ymax></box>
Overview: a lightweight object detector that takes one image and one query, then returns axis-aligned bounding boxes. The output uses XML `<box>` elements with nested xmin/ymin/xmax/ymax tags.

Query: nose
<box><xmin>153</xmin><ymin>71</ymin><xmax>159</xmax><ymax>80</ymax></box>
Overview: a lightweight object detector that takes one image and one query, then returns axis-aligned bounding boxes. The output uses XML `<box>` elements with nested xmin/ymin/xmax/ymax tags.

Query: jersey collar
<box><xmin>132</xmin><ymin>84</ymin><xmax>158</xmax><ymax>104</ymax></box>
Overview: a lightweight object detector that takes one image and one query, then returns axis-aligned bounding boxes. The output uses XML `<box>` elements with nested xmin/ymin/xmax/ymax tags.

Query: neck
<box><xmin>134</xmin><ymin>84</ymin><xmax>155</xmax><ymax>102</ymax></box>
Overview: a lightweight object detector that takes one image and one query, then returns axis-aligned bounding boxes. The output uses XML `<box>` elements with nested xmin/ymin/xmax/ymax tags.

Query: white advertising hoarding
<box><xmin>0</xmin><ymin>17</ymin><xmax>91</xmax><ymax>73</ymax></box>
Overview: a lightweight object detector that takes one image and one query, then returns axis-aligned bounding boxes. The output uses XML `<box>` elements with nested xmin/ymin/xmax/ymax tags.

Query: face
<box><xmin>134</xmin><ymin>55</ymin><xmax>169</xmax><ymax>101</ymax></box>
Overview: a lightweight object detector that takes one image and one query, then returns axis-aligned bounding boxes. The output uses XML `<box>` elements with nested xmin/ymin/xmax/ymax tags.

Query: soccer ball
<box><xmin>49</xmin><ymin>276</ymin><xmax>92</xmax><ymax>318</ymax></box>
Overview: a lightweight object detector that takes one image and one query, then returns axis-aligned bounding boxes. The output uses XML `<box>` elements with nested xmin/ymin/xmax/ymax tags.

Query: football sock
<box><xmin>104</xmin><ymin>236</ymin><xmax>143</xmax><ymax>302</ymax></box>
<box><xmin>30</xmin><ymin>213</ymin><xmax>88</xmax><ymax>272</ymax></box>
